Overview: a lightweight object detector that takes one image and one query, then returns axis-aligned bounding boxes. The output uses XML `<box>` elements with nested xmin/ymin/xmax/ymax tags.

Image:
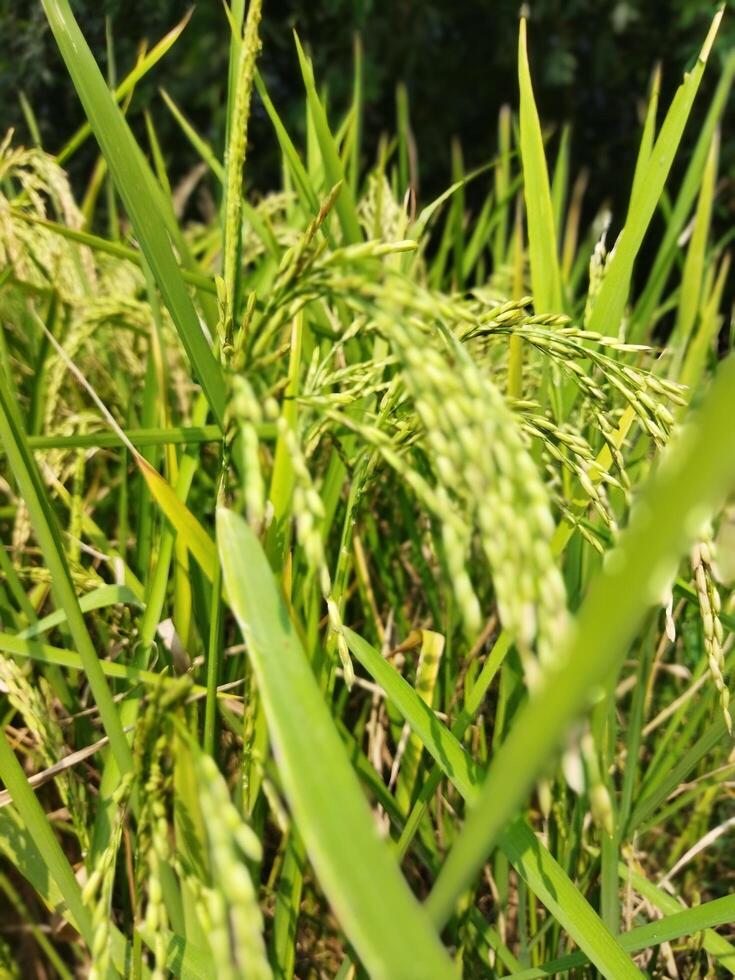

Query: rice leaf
<box><xmin>254</xmin><ymin>71</ymin><xmax>320</xmax><ymax>217</ymax></box>
<box><xmin>0</xmin><ymin>741</ymin><xmax>93</xmax><ymax>946</ymax></box>
<box><xmin>631</xmin><ymin>50</ymin><xmax>735</xmax><ymax>339</ymax></box>
<box><xmin>620</xmin><ymin>864</ymin><xmax>735</xmax><ymax>974</ymax></box>
<box><xmin>344</xmin><ymin>627</ymin><xmax>643</xmax><ymax>979</ymax></box>
<box><xmin>293</xmin><ymin>33</ymin><xmax>363</xmax><ymax>244</ymax></box>
<box><xmin>217</xmin><ymin>508</ymin><xmax>454</xmax><ymax>979</ymax></box>
<box><xmin>40</xmin><ymin>0</ymin><xmax>226</xmax><ymax>429</ymax></box>
<box><xmin>680</xmin><ymin>249</ymin><xmax>730</xmax><ymax>392</ymax></box>
<box><xmin>56</xmin><ymin>11</ymin><xmax>192</xmax><ymax>166</ymax></box>
<box><xmin>669</xmin><ymin>130</ymin><xmax>719</xmax><ymax>377</ymax></box>
<box><xmin>0</xmin><ymin>366</ymin><xmax>132</xmax><ymax>774</ymax></box>
<box><xmin>518</xmin><ymin>17</ymin><xmax>562</xmax><ymax>313</ymax></box>
<box><xmin>628</xmin><ymin>64</ymin><xmax>661</xmax><ymax>214</ymax></box>
<box><xmin>138</xmin><ymin>458</ymin><xmax>217</xmax><ymax>581</ymax></box>
<box><xmin>509</xmin><ymin>894</ymin><xmax>735</xmax><ymax>978</ymax></box>
<box><xmin>18</xmin><ymin>584</ymin><xmax>143</xmax><ymax>640</ymax></box>
<box><xmin>394</xmin><ymin>630</ymin><xmax>444</xmax><ymax>812</ymax></box>
<box><xmin>587</xmin><ymin>9</ymin><xmax>722</xmax><ymax>337</ymax></box>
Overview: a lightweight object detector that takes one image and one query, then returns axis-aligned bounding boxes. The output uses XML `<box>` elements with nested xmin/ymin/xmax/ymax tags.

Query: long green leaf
<box><xmin>620</xmin><ymin>863</ymin><xmax>735</xmax><ymax>974</ymax></box>
<box><xmin>217</xmin><ymin>509</ymin><xmax>454</xmax><ymax>979</ymax></box>
<box><xmin>55</xmin><ymin>11</ymin><xmax>192</xmax><ymax>166</ymax></box>
<box><xmin>628</xmin><ymin>64</ymin><xmax>661</xmax><ymax>214</ymax></box>
<box><xmin>17</xmin><ymin>585</ymin><xmax>142</xmax><ymax>640</ymax></box>
<box><xmin>0</xmin><ymin>629</ymin><xmax>202</xmax><ymax>693</ymax></box>
<box><xmin>0</xmin><ymin>745</ymin><xmax>93</xmax><ymax>947</ymax></box>
<box><xmin>509</xmin><ymin>894</ymin><xmax>735</xmax><ymax>978</ymax></box>
<box><xmin>680</xmin><ymin>249</ymin><xmax>730</xmax><ymax>392</ymax></box>
<box><xmin>344</xmin><ymin>627</ymin><xmax>643</xmax><ymax>979</ymax></box>
<box><xmin>669</xmin><ymin>130</ymin><xmax>719</xmax><ymax>377</ymax></box>
<box><xmin>28</xmin><ymin>424</ymin><xmax>220</xmax><ymax>451</ymax></box>
<box><xmin>588</xmin><ymin>10</ymin><xmax>722</xmax><ymax>337</ymax></box>
<box><xmin>138</xmin><ymin>458</ymin><xmax>217</xmax><ymax>581</ymax></box>
<box><xmin>518</xmin><ymin>17</ymin><xmax>562</xmax><ymax>313</ymax></box>
<box><xmin>0</xmin><ymin>368</ymin><xmax>132</xmax><ymax>774</ymax></box>
<box><xmin>631</xmin><ymin>50</ymin><xmax>735</xmax><ymax>339</ymax></box>
<box><xmin>394</xmin><ymin>630</ymin><xmax>444</xmax><ymax>812</ymax></box>
<box><xmin>254</xmin><ymin>71</ymin><xmax>320</xmax><ymax>217</ymax></box>
<box><xmin>293</xmin><ymin>34</ymin><xmax>363</xmax><ymax>244</ymax></box>
<box><xmin>40</xmin><ymin>0</ymin><xmax>226</xmax><ymax>429</ymax></box>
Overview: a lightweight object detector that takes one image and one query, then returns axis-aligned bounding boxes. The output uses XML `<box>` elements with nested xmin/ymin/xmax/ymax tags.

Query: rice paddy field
<box><xmin>0</xmin><ymin>2</ymin><xmax>734</xmax><ymax>977</ymax></box>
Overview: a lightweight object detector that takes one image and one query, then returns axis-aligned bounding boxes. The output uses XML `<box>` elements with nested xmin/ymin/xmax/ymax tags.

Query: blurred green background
<box><xmin>3</xmin><ymin>1</ymin><xmax>734</xmax><ymax>220</ymax></box>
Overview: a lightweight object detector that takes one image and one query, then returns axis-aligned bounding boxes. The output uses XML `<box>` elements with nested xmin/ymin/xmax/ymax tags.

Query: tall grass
<box><xmin>0</xmin><ymin>2</ymin><xmax>733</xmax><ymax>976</ymax></box>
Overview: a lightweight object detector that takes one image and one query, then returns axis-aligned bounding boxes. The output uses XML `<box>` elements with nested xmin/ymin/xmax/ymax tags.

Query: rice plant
<box><xmin>0</xmin><ymin>2</ymin><xmax>733</xmax><ymax>976</ymax></box>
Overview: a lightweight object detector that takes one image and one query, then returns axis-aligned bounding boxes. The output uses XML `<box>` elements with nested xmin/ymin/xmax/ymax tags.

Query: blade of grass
<box><xmin>138</xmin><ymin>458</ymin><xmax>217</xmax><ymax>582</ymax></box>
<box><xmin>26</xmin><ymin>424</ymin><xmax>247</xmax><ymax>451</ymax></box>
<box><xmin>551</xmin><ymin>124</ymin><xmax>570</xmax><ymax>244</ymax></box>
<box><xmin>394</xmin><ymin>630</ymin><xmax>444</xmax><ymax>813</ymax></box>
<box><xmin>629</xmin><ymin>64</ymin><xmax>661</xmax><ymax>214</ymax></box>
<box><xmin>493</xmin><ymin>105</ymin><xmax>512</xmax><ymax>265</ymax></box>
<box><xmin>620</xmin><ymin>863</ymin><xmax>735</xmax><ymax>973</ymax></box>
<box><xmin>17</xmin><ymin>584</ymin><xmax>142</xmax><ymax>640</ymax></box>
<box><xmin>348</xmin><ymin>34</ymin><xmax>363</xmax><ymax>196</ymax></box>
<box><xmin>144</xmin><ymin>108</ymin><xmax>173</xmax><ymax>200</ymax></box>
<box><xmin>0</xmin><ymin>737</ymin><xmax>93</xmax><ymax>947</ymax></box>
<box><xmin>631</xmin><ymin>50</ymin><xmax>735</xmax><ymax>340</ymax></box>
<box><xmin>396</xmin><ymin>82</ymin><xmax>411</xmax><ymax>200</ymax></box>
<box><xmin>203</xmin><ymin>561</ymin><xmax>222</xmax><ymax>757</ymax></box>
<box><xmin>0</xmin><ymin>368</ymin><xmax>132</xmax><ymax>774</ymax></box>
<box><xmin>18</xmin><ymin>91</ymin><xmax>42</xmax><ymax>148</ymax></box>
<box><xmin>55</xmin><ymin>12</ymin><xmax>192</xmax><ymax>166</ymax></box>
<box><xmin>40</xmin><ymin>0</ymin><xmax>226</xmax><ymax>429</ymax></box>
<box><xmin>254</xmin><ymin>71</ymin><xmax>320</xmax><ymax>217</ymax></box>
<box><xmin>270</xmin><ymin>833</ymin><xmax>306</xmax><ymax>979</ymax></box>
<box><xmin>344</xmin><ymin>626</ymin><xmax>643</xmax><ymax>979</ymax></box>
<box><xmin>518</xmin><ymin>17</ymin><xmax>562</xmax><ymax>313</ymax></box>
<box><xmin>0</xmin><ymin>628</ymin><xmax>204</xmax><ymax>692</ymax></box>
<box><xmin>588</xmin><ymin>9</ymin><xmax>723</xmax><ymax>338</ymax></box>
<box><xmin>669</xmin><ymin>130</ymin><xmax>719</xmax><ymax>378</ymax></box>
<box><xmin>508</xmin><ymin>894</ymin><xmax>735</xmax><ymax>978</ymax></box>
<box><xmin>450</xmin><ymin>138</ymin><xmax>465</xmax><ymax>289</ymax></box>
<box><xmin>561</xmin><ymin>168</ymin><xmax>588</xmax><ymax>284</ymax></box>
<box><xmin>679</xmin><ymin>249</ymin><xmax>730</xmax><ymax>392</ymax></box>
<box><xmin>217</xmin><ymin>508</ymin><xmax>454</xmax><ymax>979</ymax></box>
<box><xmin>160</xmin><ymin>89</ymin><xmax>225</xmax><ymax>182</ymax></box>
<box><xmin>293</xmin><ymin>33</ymin><xmax>363</xmax><ymax>244</ymax></box>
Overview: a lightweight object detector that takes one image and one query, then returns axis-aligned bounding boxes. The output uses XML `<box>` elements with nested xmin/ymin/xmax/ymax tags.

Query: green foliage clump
<box><xmin>0</xmin><ymin>2</ymin><xmax>733</xmax><ymax>978</ymax></box>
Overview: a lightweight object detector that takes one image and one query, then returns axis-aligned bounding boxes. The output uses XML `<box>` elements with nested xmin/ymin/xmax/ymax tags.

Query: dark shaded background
<box><xmin>2</xmin><ymin>1</ymin><xmax>734</xmax><ymax>226</ymax></box>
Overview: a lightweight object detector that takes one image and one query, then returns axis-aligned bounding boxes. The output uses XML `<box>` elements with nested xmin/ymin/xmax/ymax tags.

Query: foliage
<box><xmin>0</xmin><ymin>2</ymin><xmax>733</xmax><ymax>977</ymax></box>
